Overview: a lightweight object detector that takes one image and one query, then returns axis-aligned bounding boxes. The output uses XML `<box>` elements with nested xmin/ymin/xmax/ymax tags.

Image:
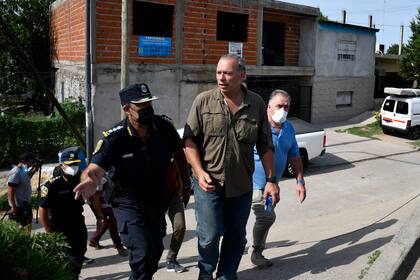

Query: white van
<box><xmin>380</xmin><ymin>87</ymin><xmax>420</xmax><ymax>139</ymax></box>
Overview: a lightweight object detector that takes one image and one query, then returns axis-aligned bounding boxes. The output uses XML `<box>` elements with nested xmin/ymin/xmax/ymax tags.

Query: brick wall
<box><xmin>51</xmin><ymin>0</ymin><xmax>302</xmax><ymax>66</ymax></box>
<box><xmin>263</xmin><ymin>8</ymin><xmax>300</xmax><ymax>66</ymax></box>
<box><xmin>50</xmin><ymin>0</ymin><xmax>86</xmax><ymax>62</ymax></box>
<box><xmin>182</xmin><ymin>0</ymin><xmax>258</xmax><ymax>65</ymax></box>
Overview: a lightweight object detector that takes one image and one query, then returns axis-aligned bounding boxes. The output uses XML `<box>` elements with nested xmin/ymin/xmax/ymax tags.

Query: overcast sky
<box><xmin>282</xmin><ymin>0</ymin><xmax>420</xmax><ymax>51</ymax></box>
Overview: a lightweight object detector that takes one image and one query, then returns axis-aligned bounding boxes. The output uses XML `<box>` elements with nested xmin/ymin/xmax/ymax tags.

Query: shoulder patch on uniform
<box><xmin>48</xmin><ymin>176</ymin><xmax>62</xmax><ymax>184</ymax></box>
<box><xmin>93</xmin><ymin>139</ymin><xmax>104</xmax><ymax>155</ymax></box>
<box><xmin>40</xmin><ymin>185</ymin><xmax>49</xmax><ymax>198</ymax></box>
<box><xmin>102</xmin><ymin>125</ymin><xmax>124</xmax><ymax>138</ymax></box>
<box><xmin>161</xmin><ymin>115</ymin><xmax>175</xmax><ymax>126</ymax></box>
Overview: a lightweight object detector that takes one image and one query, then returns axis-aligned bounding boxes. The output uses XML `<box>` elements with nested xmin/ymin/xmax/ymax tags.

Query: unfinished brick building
<box><xmin>50</xmin><ymin>0</ymin><xmax>327</xmax><ymax>138</ymax></box>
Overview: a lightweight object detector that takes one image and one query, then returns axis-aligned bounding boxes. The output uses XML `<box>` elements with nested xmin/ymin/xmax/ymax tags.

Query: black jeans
<box><xmin>9</xmin><ymin>202</ymin><xmax>32</xmax><ymax>227</ymax></box>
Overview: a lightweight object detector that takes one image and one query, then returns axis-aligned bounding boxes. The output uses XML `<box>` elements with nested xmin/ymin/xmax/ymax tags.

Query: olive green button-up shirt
<box><xmin>184</xmin><ymin>87</ymin><xmax>273</xmax><ymax>198</ymax></box>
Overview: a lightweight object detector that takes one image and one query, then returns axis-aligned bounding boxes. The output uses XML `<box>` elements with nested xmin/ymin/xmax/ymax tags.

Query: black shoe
<box><xmin>166</xmin><ymin>259</ymin><xmax>186</xmax><ymax>273</ymax></box>
<box><xmin>198</xmin><ymin>272</ymin><xmax>214</xmax><ymax>280</ymax></box>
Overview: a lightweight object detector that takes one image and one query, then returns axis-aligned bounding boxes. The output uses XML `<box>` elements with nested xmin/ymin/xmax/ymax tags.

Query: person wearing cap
<box><xmin>38</xmin><ymin>148</ymin><xmax>88</xmax><ymax>277</ymax></box>
<box><xmin>183</xmin><ymin>54</ymin><xmax>277</xmax><ymax>280</ymax></box>
<box><xmin>74</xmin><ymin>83</ymin><xmax>191</xmax><ymax>280</ymax></box>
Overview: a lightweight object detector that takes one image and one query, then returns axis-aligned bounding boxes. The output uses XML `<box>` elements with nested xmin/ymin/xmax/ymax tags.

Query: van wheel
<box><xmin>408</xmin><ymin>127</ymin><xmax>420</xmax><ymax>140</ymax></box>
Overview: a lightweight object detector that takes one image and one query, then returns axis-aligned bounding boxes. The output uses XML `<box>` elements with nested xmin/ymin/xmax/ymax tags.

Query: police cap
<box><xmin>58</xmin><ymin>146</ymin><xmax>82</xmax><ymax>165</ymax></box>
<box><xmin>119</xmin><ymin>83</ymin><xmax>159</xmax><ymax>105</ymax></box>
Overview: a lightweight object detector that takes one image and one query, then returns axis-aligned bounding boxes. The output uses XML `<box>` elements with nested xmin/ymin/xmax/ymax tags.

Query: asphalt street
<box><xmin>27</xmin><ymin>121</ymin><xmax>420</xmax><ymax>280</ymax></box>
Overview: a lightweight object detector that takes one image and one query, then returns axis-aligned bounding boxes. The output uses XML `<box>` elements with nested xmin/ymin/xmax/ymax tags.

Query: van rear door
<box><xmin>393</xmin><ymin>101</ymin><xmax>410</xmax><ymax>130</ymax></box>
<box><xmin>381</xmin><ymin>98</ymin><xmax>396</xmax><ymax>127</ymax></box>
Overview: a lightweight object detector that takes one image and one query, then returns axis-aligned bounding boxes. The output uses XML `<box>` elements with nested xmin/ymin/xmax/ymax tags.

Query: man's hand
<box><xmin>296</xmin><ymin>183</ymin><xmax>306</xmax><ymax>203</ymax></box>
<box><xmin>197</xmin><ymin>170</ymin><xmax>215</xmax><ymax>192</ymax></box>
<box><xmin>74</xmin><ymin>164</ymin><xmax>105</xmax><ymax>203</ymax></box>
<box><xmin>11</xmin><ymin>206</ymin><xmax>18</xmax><ymax>215</ymax></box>
<box><xmin>74</xmin><ymin>169</ymin><xmax>98</xmax><ymax>203</ymax></box>
<box><xmin>264</xmin><ymin>182</ymin><xmax>280</xmax><ymax>205</ymax></box>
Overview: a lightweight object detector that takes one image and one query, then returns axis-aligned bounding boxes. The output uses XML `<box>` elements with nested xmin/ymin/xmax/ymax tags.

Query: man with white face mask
<box><xmin>7</xmin><ymin>152</ymin><xmax>38</xmax><ymax>233</ymax></box>
<box><xmin>38</xmin><ymin>147</ymin><xmax>88</xmax><ymax>277</ymax></box>
<box><xmin>250</xmin><ymin>89</ymin><xmax>306</xmax><ymax>268</ymax></box>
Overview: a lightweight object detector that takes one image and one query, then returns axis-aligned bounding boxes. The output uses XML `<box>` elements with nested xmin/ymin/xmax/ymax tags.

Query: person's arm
<box><xmin>28</xmin><ymin>165</ymin><xmax>39</xmax><ymax>178</ymax></box>
<box><xmin>73</xmin><ymin>163</ymin><xmax>106</xmax><ymax>202</ymax></box>
<box><xmin>260</xmin><ymin>149</ymin><xmax>280</xmax><ymax>205</ymax></box>
<box><xmin>289</xmin><ymin>156</ymin><xmax>306</xmax><ymax>203</ymax></box>
<box><xmin>39</xmin><ymin>207</ymin><xmax>52</xmax><ymax>232</ymax></box>
<box><xmin>184</xmin><ymin>138</ymin><xmax>215</xmax><ymax>192</ymax></box>
<box><xmin>7</xmin><ymin>185</ymin><xmax>17</xmax><ymax>214</ymax></box>
<box><xmin>173</xmin><ymin>149</ymin><xmax>192</xmax><ymax>206</ymax></box>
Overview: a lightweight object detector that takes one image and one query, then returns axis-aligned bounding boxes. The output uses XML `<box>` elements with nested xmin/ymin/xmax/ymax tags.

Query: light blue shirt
<box><xmin>7</xmin><ymin>165</ymin><xmax>32</xmax><ymax>207</ymax></box>
<box><xmin>252</xmin><ymin>120</ymin><xmax>300</xmax><ymax>190</ymax></box>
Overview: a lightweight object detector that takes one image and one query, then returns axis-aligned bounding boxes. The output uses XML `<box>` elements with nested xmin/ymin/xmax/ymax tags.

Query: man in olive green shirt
<box><xmin>184</xmin><ymin>54</ymin><xmax>279</xmax><ymax>280</ymax></box>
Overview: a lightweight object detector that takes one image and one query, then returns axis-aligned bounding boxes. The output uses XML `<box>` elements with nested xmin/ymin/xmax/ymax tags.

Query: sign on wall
<box><xmin>229</xmin><ymin>42</ymin><xmax>243</xmax><ymax>58</ymax></box>
<box><xmin>138</xmin><ymin>36</ymin><xmax>172</xmax><ymax>57</ymax></box>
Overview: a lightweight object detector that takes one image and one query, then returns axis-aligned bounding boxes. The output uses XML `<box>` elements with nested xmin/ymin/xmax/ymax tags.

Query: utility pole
<box><xmin>342</xmin><ymin>10</ymin><xmax>346</xmax><ymax>24</ymax></box>
<box><xmin>399</xmin><ymin>25</ymin><xmax>404</xmax><ymax>55</ymax></box>
<box><xmin>85</xmin><ymin>0</ymin><xmax>93</xmax><ymax>161</ymax></box>
<box><xmin>121</xmin><ymin>0</ymin><xmax>130</xmax><ymax>119</ymax></box>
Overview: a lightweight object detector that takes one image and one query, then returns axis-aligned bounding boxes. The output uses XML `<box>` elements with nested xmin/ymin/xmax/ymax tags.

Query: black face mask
<box><xmin>136</xmin><ymin>106</ymin><xmax>154</xmax><ymax>125</ymax></box>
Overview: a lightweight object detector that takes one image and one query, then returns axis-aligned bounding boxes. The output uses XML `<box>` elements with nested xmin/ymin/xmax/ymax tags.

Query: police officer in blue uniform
<box><xmin>74</xmin><ymin>83</ymin><xmax>191</xmax><ymax>280</ymax></box>
<box><xmin>38</xmin><ymin>148</ymin><xmax>88</xmax><ymax>278</ymax></box>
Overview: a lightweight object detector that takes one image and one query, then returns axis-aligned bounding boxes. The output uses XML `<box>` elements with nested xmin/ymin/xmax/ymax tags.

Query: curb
<box><xmin>365</xmin><ymin>202</ymin><xmax>420</xmax><ymax>280</ymax></box>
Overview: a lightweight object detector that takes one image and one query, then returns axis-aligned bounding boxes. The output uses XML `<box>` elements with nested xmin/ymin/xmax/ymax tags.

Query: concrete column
<box><xmin>256</xmin><ymin>3</ymin><xmax>263</xmax><ymax>66</ymax></box>
<box><xmin>399</xmin><ymin>25</ymin><xmax>404</xmax><ymax>55</ymax></box>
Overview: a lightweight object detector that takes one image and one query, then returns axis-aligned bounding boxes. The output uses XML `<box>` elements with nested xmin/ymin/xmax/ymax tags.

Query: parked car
<box><xmin>283</xmin><ymin>117</ymin><xmax>326</xmax><ymax>177</ymax></box>
<box><xmin>380</xmin><ymin>87</ymin><xmax>420</xmax><ymax>140</ymax></box>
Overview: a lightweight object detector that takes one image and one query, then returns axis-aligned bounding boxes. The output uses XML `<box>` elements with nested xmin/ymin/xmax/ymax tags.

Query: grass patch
<box><xmin>359</xmin><ymin>250</ymin><xmax>381</xmax><ymax>279</ymax></box>
<box><xmin>337</xmin><ymin>122</ymin><xmax>383</xmax><ymax>138</ymax></box>
<box><xmin>411</xmin><ymin>139</ymin><xmax>420</xmax><ymax>148</ymax></box>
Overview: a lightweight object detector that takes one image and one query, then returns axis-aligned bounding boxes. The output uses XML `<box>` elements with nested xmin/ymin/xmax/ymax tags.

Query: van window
<box><xmin>396</xmin><ymin>101</ymin><xmax>408</xmax><ymax>114</ymax></box>
<box><xmin>413</xmin><ymin>102</ymin><xmax>420</xmax><ymax>115</ymax></box>
<box><xmin>383</xmin><ymin>100</ymin><xmax>395</xmax><ymax>112</ymax></box>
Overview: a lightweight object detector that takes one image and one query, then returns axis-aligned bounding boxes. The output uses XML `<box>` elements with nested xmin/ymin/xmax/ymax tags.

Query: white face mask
<box><xmin>272</xmin><ymin>108</ymin><xmax>288</xmax><ymax>124</ymax></box>
<box><xmin>21</xmin><ymin>164</ymin><xmax>29</xmax><ymax>174</ymax></box>
<box><xmin>62</xmin><ymin>165</ymin><xmax>79</xmax><ymax>176</ymax></box>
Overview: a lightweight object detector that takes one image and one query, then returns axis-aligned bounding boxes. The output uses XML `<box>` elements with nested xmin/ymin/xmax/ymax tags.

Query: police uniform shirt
<box><xmin>39</xmin><ymin>173</ymin><xmax>84</xmax><ymax>227</ymax></box>
<box><xmin>91</xmin><ymin>116</ymin><xmax>182</xmax><ymax>208</ymax></box>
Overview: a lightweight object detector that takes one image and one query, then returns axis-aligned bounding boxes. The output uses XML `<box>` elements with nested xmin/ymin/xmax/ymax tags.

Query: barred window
<box><xmin>337</xmin><ymin>40</ymin><xmax>356</xmax><ymax>61</ymax></box>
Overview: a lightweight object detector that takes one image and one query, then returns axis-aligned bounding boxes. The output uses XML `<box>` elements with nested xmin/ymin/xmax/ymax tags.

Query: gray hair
<box><xmin>219</xmin><ymin>54</ymin><xmax>246</xmax><ymax>72</ymax></box>
<box><xmin>269</xmin><ymin>89</ymin><xmax>291</xmax><ymax>104</ymax></box>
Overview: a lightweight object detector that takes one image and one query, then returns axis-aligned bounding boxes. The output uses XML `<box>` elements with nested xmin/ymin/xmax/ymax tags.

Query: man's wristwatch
<box><xmin>266</xmin><ymin>176</ymin><xmax>277</xmax><ymax>183</ymax></box>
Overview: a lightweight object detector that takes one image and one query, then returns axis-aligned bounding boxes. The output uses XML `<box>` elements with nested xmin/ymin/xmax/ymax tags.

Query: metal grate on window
<box><xmin>337</xmin><ymin>54</ymin><xmax>355</xmax><ymax>61</ymax></box>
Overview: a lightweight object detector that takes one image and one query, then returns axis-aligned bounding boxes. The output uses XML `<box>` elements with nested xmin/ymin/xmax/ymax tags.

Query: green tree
<box><xmin>399</xmin><ymin>7</ymin><xmax>420</xmax><ymax>88</ymax></box>
<box><xmin>387</xmin><ymin>43</ymin><xmax>404</xmax><ymax>54</ymax></box>
<box><xmin>319</xmin><ymin>11</ymin><xmax>329</xmax><ymax>22</ymax></box>
<box><xmin>0</xmin><ymin>0</ymin><xmax>54</xmax><ymax>113</ymax></box>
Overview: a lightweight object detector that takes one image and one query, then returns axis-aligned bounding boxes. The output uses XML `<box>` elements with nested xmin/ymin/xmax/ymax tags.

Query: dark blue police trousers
<box><xmin>114</xmin><ymin>205</ymin><xmax>166</xmax><ymax>280</ymax></box>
